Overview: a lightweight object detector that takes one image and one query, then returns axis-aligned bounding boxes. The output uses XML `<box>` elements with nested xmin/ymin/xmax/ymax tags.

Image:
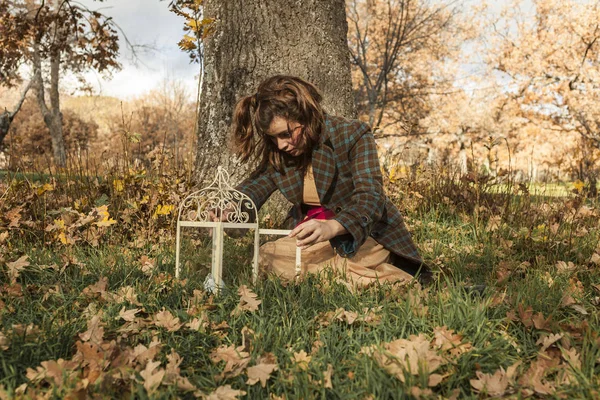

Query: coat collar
<box><xmin>274</xmin><ymin>114</ymin><xmax>337</xmax><ymax>205</ymax></box>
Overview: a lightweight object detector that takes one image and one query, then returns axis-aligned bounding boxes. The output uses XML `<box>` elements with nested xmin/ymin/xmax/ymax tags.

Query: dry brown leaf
<box><xmin>292</xmin><ymin>350</ymin><xmax>312</xmax><ymax>371</ymax></box>
<box><xmin>432</xmin><ymin>326</ymin><xmax>473</xmax><ymax>357</ymax></box>
<box><xmin>590</xmin><ymin>253</ymin><xmax>600</xmax><ymax>266</ymax></box>
<box><xmin>231</xmin><ymin>285</ymin><xmax>261</xmax><ymax>316</ymax></box>
<box><xmin>79</xmin><ymin>313</ymin><xmax>104</xmax><ymax>344</ymax></box>
<box><xmin>153</xmin><ymin>308</ymin><xmax>183</xmax><ymax>332</ymax></box>
<box><xmin>6</xmin><ymin>255</ymin><xmax>29</xmax><ymax>281</ymax></box>
<box><xmin>246</xmin><ymin>362</ymin><xmax>278</xmax><ymax>388</ymax></box>
<box><xmin>140</xmin><ymin>360</ymin><xmax>165</xmax><ymax>394</ymax></box>
<box><xmin>109</xmin><ymin>285</ymin><xmax>141</xmax><ymax>305</ymax></box>
<box><xmin>117</xmin><ymin>307</ymin><xmax>140</xmax><ymax>322</ymax></box>
<box><xmin>0</xmin><ymin>331</ymin><xmax>8</xmax><ymax>351</ymax></box>
<box><xmin>186</xmin><ymin>317</ymin><xmax>208</xmax><ymax>331</ymax></box>
<box><xmin>532</xmin><ymin>312</ymin><xmax>553</xmax><ymax>331</ymax></box>
<box><xmin>139</xmin><ymin>255</ymin><xmax>156</xmax><ymax>275</ymax></box>
<box><xmin>205</xmin><ymin>385</ymin><xmax>246</xmax><ymax>400</ymax></box>
<box><xmin>133</xmin><ymin>338</ymin><xmax>162</xmax><ymax>366</ymax></box>
<box><xmin>427</xmin><ymin>373</ymin><xmax>445</xmax><ymax>387</ymax></box>
<box><xmin>362</xmin><ymin>334</ymin><xmax>444</xmax><ymax>382</ymax></box>
<box><xmin>323</xmin><ymin>363</ymin><xmax>333</xmax><ymax>389</ymax></box>
<box><xmin>209</xmin><ymin>345</ymin><xmax>251</xmax><ymax>379</ymax></box>
<box><xmin>536</xmin><ymin>333</ymin><xmax>563</xmax><ymax>352</ymax></box>
<box><xmin>82</xmin><ymin>277</ymin><xmax>108</xmax><ymax>299</ymax></box>
<box><xmin>561</xmin><ymin>347</ymin><xmax>581</xmax><ymax>370</ymax></box>
<box><xmin>410</xmin><ymin>386</ymin><xmax>433</xmax><ymax>399</ymax></box>
<box><xmin>470</xmin><ymin>368</ymin><xmax>510</xmax><ymax>397</ymax></box>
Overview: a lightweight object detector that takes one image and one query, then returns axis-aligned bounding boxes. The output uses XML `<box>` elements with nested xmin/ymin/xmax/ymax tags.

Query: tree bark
<box><xmin>0</xmin><ymin>80</ymin><xmax>33</xmax><ymax>150</ymax></box>
<box><xmin>195</xmin><ymin>0</ymin><xmax>355</xmax><ymax>185</ymax></box>
<box><xmin>32</xmin><ymin>43</ymin><xmax>66</xmax><ymax>167</ymax></box>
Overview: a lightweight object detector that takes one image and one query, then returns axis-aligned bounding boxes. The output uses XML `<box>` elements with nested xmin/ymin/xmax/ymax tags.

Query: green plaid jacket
<box><xmin>236</xmin><ymin>114</ymin><xmax>422</xmax><ymax>266</ymax></box>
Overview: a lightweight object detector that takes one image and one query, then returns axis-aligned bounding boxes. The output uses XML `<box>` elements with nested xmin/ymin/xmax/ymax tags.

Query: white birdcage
<box><xmin>175</xmin><ymin>167</ymin><xmax>301</xmax><ymax>292</ymax></box>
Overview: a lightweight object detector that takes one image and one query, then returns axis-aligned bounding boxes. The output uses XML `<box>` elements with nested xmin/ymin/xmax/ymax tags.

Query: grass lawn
<box><xmin>1</xmin><ymin>170</ymin><xmax>600</xmax><ymax>399</ymax></box>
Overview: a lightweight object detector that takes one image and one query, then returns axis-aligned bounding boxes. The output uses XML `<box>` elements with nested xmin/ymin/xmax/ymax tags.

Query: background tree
<box><xmin>0</xmin><ymin>0</ymin><xmax>120</xmax><ymax>166</ymax></box>
<box><xmin>172</xmin><ymin>0</ymin><xmax>356</xmax><ymax>185</ymax></box>
<box><xmin>482</xmin><ymin>0</ymin><xmax>600</xmax><ymax>193</ymax></box>
<box><xmin>346</xmin><ymin>0</ymin><xmax>466</xmax><ymax>136</ymax></box>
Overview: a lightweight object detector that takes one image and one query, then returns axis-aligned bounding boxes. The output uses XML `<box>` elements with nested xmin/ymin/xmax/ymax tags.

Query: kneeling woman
<box><xmin>230</xmin><ymin>75</ymin><xmax>430</xmax><ymax>286</ymax></box>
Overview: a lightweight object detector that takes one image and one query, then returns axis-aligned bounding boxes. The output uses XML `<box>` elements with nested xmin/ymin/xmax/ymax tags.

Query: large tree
<box><xmin>189</xmin><ymin>0</ymin><xmax>355</xmax><ymax>185</ymax></box>
<box><xmin>0</xmin><ymin>0</ymin><xmax>120</xmax><ymax>166</ymax></box>
<box><xmin>483</xmin><ymin>0</ymin><xmax>600</xmax><ymax>193</ymax></box>
<box><xmin>346</xmin><ymin>0</ymin><xmax>465</xmax><ymax>136</ymax></box>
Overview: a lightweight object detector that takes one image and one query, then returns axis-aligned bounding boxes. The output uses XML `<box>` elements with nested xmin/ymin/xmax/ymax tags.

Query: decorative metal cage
<box><xmin>175</xmin><ymin>167</ymin><xmax>301</xmax><ymax>291</ymax></box>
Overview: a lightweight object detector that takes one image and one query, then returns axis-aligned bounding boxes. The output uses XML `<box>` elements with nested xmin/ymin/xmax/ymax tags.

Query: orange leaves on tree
<box><xmin>231</xmin><ymin>285</ymin><xmax>261</xmax><ymax>316</ymax></box>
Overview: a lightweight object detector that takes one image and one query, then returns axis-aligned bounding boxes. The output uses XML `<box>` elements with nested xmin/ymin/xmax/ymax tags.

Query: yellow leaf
<box><xmin>153</xmin><ymin>204</ymin><xmax>175</xmax><ymax>219</ymax></box>
<box><xmin>113</xmin><ymin>179</ymin><xmax>125</xmax><ymax>192</ymax></box>
<box><xmin>573</xmin><ymin>180</ymin><xmax>584</xmax><ymax>192</ymax></box>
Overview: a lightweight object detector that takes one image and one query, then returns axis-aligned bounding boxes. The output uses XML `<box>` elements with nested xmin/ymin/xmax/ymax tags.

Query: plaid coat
<box><xmin>236</xmin><ymin>114</ymin><xmax>423</xmax><ymax>266</ymax></box>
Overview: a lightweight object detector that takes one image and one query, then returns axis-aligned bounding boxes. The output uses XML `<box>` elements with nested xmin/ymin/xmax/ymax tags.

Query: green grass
<box><xmin>2</xmin><ymin>164</ymin><xmax>600</xmax><ymax>398</ymax></box>
<box><xmin>2</xmin><ymin>199</ymin><xmax>600</xmax><ymax>399</ymax></box>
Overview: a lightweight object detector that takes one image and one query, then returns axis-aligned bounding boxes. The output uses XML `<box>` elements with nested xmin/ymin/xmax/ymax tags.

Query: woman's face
<box><xmin>266</xmin><ymin>116</ymin><xmax>304</xmax><ymax>156</ymax></box>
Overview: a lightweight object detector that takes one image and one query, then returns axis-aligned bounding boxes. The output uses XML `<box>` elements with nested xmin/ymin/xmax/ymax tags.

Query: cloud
<box><xmin>73</xmin><ymin>0</ymin><xmax>198</xmax><ymax>99</ymax></box>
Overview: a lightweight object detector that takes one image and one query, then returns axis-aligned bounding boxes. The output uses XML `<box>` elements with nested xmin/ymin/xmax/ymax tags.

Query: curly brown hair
<box><xmin>231</xmin><ymin>75</ymin><xmax>325</xmax><ymax>174</ymax></box>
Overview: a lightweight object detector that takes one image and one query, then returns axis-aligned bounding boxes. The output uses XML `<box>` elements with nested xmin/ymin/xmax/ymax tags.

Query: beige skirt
<box><xmin>258</xmin><ymin>236</ymin><xmax>414</xmax><ymax>287</ymax></box>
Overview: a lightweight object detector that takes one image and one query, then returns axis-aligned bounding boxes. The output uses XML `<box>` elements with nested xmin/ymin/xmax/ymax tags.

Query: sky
<box><xmin>74</xmin><ymin>0</ymin><xmax>199</xmax><ymax>100</ymax></box>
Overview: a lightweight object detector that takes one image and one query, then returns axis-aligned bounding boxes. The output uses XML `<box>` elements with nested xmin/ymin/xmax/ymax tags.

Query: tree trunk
<box><xmin>32</xmin><ymin>44</ymin><xmax>66</xmax><ymax>167</ymax></box>
<box><xmin>0</xmin><ymin>80</ymin><xmax>33</xmax><ymax>150</ymax></box>
<box><xmin>195</xmin><ymin>0</ymin><xmax>355</xmax><ymax>185</ymax></box>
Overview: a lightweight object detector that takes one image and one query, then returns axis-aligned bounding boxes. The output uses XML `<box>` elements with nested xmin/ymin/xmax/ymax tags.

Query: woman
<box><xmin>229</xmin><ymin>75</ymin><xmax>430</xmax><ymax>286</ymax></box>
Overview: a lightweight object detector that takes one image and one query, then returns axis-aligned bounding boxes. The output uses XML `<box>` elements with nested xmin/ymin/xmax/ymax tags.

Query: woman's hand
<box><xmin>289</xmin><ymin>219</ymin><xmax>347</xmax><ymax>249</ymax></box>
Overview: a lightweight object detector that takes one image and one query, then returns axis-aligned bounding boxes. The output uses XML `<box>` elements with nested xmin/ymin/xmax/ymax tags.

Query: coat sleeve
<box><xmin>235</xmin><ymin>167</ymin><xmax>278</xmax><ymax>221</ymax></box>
<box><xmin>331</xmin><ymin>122</ymin><xmax>385</xmax><ymax>257</ymax></box>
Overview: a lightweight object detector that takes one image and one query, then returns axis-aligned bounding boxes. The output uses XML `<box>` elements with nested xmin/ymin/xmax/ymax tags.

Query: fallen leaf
<box><xmin>432</xmin><ymin>326</ymin><xmax>472</xmax><ymax>357</ymax></box>
<box><xmin>231</xmin><ymin>285</ymin><xmax>261</xmax><ymax>316</ymax></box>
<box><xmin>292</xmin><ymin>350</ymin><xmax>312</xmax><ymax>371</ymax></box>
<box><xmin>117</xmin><ymin>307</ymin><xmax>140</xmax><ymax>322</ymax></box>
<box><xmin>205</xmin><ymin>385</ymin><xmax>246</xmax><ymax>400</ymax></box>
<box><xmin>0</xmin><ymin>331</ymin><xmax>8</xmax><ymax>350</ymax></box>
<box><xmin>323</xmin><ymin>363</ymin><xmax>333</xmax><ymax>389</ymax></box>
<box><xmin>153</xmin><ymin>309</ymin><xmax>183</xmax><ymax>332</ymax></box>
<box><xmin>362</xmin><ymin>334</ymin><xmax>444</xmax><ymax>382</ymax></box>
<box><xmin>536</xmin><ymin>333</ymin><xmax>563</xmax><ymax>352</ymax></box>
<box><xmin>246</xmin><ymin>362</ymin><xmax>278</xmax><ymax>388</ymax></box>
<box><xmin>470</xmin><ymin>368</ymin><xmax>509</xmax><ymax>397</ymax></box>
<box><xmin>82</xmin><ymin>277</ymin><xmax>108</xmax><ymax>299</ymax></box>
<box><xmin>209</xmin><ymin>345</ymin><xmax>250</xmax><ymax>378</ymax></box>
<box><xmin>140</xmin><ymin>360</ymin><xmax>165</xmax><ymax>394</ymax></box>
<box><xmin>79</xmin><ymin>313</ymin><xmax>104</xmax><ymax>344</ymax></box>
<box><xmin>6</xmin><ymin>255</ymin><xmax>29</xmax><ymax>281</ymax></box>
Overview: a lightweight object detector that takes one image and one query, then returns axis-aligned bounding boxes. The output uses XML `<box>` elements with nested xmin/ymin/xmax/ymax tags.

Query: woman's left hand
<box><xmin>289</xmin><ymin>219</ymin><xmax>347</xmax><ymax>249</ymax></box>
